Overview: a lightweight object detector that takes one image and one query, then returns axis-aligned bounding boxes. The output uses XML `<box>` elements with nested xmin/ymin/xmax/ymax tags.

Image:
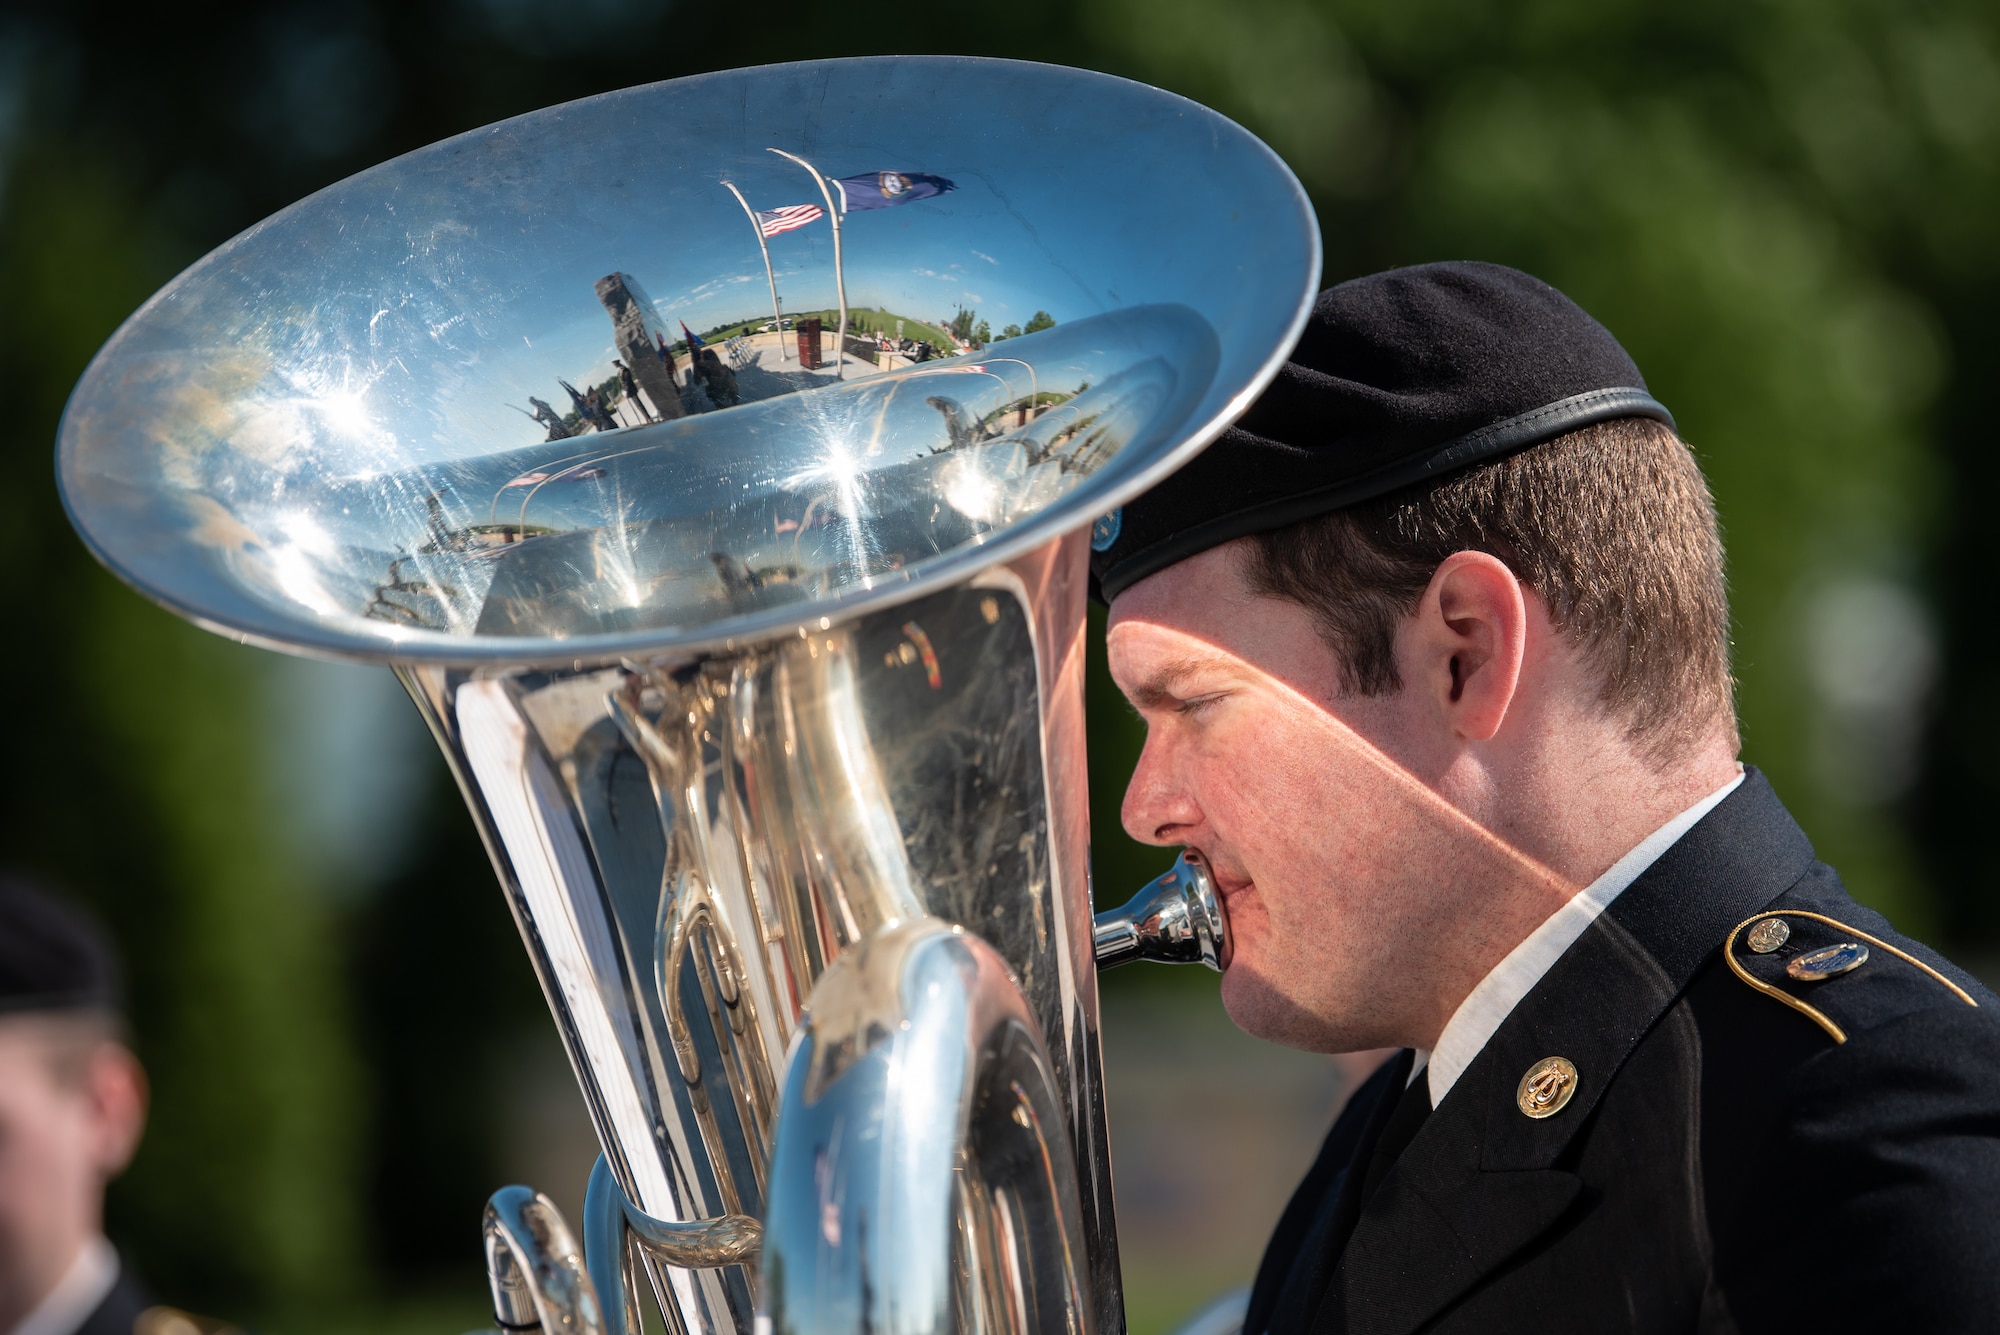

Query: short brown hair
<box><xmin>1</xmin><ymin>1011</ymin><xmax>124</xmax><ymax>1091</ymax></box>
<box><xmin>1244</xmin><ymin>417</ymin><xmax>1736</xmax><ymax>766</ymax></box>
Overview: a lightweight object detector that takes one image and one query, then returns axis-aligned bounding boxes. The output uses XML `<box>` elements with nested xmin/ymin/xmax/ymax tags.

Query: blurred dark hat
<box><xmin>1090</xmin><ymin>261</ymin><xmax>1674</xmax><ymax>602</ymax></box>
<box><xmin>0</xmin><ymin>873</ymin><xmax>122</xmax><ymax>1015</ymax></box>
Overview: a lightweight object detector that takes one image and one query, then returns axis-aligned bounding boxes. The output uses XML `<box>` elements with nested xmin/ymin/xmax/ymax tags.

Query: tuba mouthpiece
<box><xmin>1094</xmin><ymin>850</ymin><xmax>1229</xmax><ymax>971</ymax></box>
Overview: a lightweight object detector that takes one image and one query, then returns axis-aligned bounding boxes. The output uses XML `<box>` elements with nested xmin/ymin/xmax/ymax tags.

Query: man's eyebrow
<box><xmin>1123</xmin><ymin>651</ymin><xmax>1239</xmax><ymax>709</ymax></box>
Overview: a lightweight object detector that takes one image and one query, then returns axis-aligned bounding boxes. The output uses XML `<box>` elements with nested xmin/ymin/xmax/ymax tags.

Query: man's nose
<box><xmin>1120</xmin><ymin>732</ymin><xmax>1201</xmax><ymax>846</ymax></box>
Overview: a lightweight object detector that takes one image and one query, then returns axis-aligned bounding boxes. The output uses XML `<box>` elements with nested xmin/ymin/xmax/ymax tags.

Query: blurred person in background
<box><xmin>0</xmin><ymin>876</ymin><xmax>151</xmax><ymax>1335</ymax></box>
<box><xmin>1095</xmin><ymin>262</ymin><xmax>2000</xmax><ymax>1332</ymax></box>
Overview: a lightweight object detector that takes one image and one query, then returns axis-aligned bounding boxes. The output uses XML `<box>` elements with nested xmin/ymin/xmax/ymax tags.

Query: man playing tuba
<box><xmin>1092</xmin><ymin>261</ymin><xmax>2000</xmax><ymax>1332</ymax></box>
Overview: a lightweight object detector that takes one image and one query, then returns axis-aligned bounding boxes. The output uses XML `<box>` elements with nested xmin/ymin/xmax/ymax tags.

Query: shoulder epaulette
<box><xmin>1723</xmin><ymin>909</ymin><xmax>1979</xmax><ymax>1044</ymax></box>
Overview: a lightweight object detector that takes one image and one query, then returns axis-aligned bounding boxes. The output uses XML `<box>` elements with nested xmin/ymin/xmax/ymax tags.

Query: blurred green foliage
<box><xmin>1087</xmin><ymin>2</ymin><xmax>2000</xmax><ymax>944</ymax></box>
<box><xmin>1078</xmin><ymin>0</ymin><xmax>2000</xmax><ymax>941</ymax></box>
<box><xmin>0</xmin><ymin>143</ymin><xmax>367</xmax><ymax>1307</ymax></box>
<box><xmin>1</xmin><ymin>0</ymin><xmax>1996</xmax><ymax>1328</ymax></box>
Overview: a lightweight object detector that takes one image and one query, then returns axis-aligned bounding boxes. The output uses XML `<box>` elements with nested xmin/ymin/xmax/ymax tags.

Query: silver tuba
<box><xmin>56</xmin><ymin>56</ymin><xmax>1318</xmax><ymax>1335</ymax></box>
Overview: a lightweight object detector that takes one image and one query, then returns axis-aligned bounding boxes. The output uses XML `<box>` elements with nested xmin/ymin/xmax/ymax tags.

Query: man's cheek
<box><xmin>1199</xmin><ymin>739</ymin><xmax>1328</xmax><ymax>844</ymax></box>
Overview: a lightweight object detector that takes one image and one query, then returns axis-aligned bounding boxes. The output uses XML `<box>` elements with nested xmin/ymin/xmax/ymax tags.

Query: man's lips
<box><xmin>1206</xmin><ymin>872</ymin><xmax>1250</xmax><ymax>971</ymax></box>
<box><xmin>1185</xmin><ymin>847</ymin><xmax>1253</xmax><ymax>903</ymax></box>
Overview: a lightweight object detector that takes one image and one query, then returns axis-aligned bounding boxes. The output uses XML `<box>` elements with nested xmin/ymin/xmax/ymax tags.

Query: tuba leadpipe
<box><xmin>56</xmin><ymin>56</ymin><xmax>1318</xmax><ymax>1335</ymax></box>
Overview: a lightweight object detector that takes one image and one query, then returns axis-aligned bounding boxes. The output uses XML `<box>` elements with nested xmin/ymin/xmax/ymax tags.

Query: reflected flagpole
<box><xmin>720</xmin><ymin>179</ymin><xmax>789</xmax><ymax>363</ymax></box>
<box><xmin>767</xmin><ymin>148</ymin><xmax>848</xmax><ymax>380</ymax></box>
<box><xmin>978</xmin><ymin>356</ymin><xmax>1039</xmax><ymax>412</ymax></box>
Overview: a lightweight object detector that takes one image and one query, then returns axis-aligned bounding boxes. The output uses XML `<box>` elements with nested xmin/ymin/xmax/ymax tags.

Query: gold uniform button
<box><xmin>1517</xmin><ymin>1056</ymin><xmax>1579</xmax><ymax>1119</ymax></box>
<box><xmin>1745</xmin><ymin>917</ymin><xmax>1791</xmax><ymax>954</ymax></box>
<box><xmin>1787</xmin><ymin>941</ymin><xmax>1868</xmax><ymax>981</ymax></box>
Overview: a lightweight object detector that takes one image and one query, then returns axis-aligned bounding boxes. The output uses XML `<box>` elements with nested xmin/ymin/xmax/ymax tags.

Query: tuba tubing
<box><xmin>583</xmin><ymin>1160</ymin><xmax>646</xmax><ymax>1335</ymax></box>
<box><xmin>485</xmin><ymin>1186</ymin><xmax>608</xmax><ymax>1335</ymax></box>
<box><xmin>760</xmin><ymin>917</ymin><xmax>1090</xmax><ymax>1335</ymax></box>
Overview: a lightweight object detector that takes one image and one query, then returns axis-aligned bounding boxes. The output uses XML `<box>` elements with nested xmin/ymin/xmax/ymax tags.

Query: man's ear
<box><xmin>88</xmin><ymin>1043</ymin><xmax>148</xmax><ymax>1178</ymax></box>
<box><xmin>1410</xmin><ymin>551</ymin><xmax>1528</xmax><ymax>742</ymax></box>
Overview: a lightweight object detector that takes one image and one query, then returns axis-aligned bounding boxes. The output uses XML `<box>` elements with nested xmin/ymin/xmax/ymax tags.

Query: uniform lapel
<box><xmin>1259</xmin><ymin>1052</ymin><xmax>1416</xmax><ymax>1335</ymax></box>
<box><xmin>1312</xmin><ymin>770</ymin><xmax>1815</xmax><ymax>1335</ymax></box>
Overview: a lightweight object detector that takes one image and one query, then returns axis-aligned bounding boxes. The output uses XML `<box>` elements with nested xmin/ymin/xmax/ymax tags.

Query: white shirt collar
<box><xmin>8</xmin><ymin>1236</ymin><xmax>118</xmax><ymax>1335</ymax></box>
<box><xmin>1414</xmin><ymin>770</ymin><xmax>1745</xmax><ymax>1110</ymax></box>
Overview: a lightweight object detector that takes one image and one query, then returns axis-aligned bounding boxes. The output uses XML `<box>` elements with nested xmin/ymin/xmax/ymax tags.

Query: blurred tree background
<box><xmin>0</xmin><ymin>0</ymin><xmax>1995</xmax><ymax>1331</ymax></box>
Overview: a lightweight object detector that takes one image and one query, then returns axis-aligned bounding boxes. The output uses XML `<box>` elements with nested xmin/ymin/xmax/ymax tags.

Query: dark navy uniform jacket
<box><xmin>1245</xmin><ymin>769</ymin><xmax>2000</xmax><ymax>1334</ymax></box>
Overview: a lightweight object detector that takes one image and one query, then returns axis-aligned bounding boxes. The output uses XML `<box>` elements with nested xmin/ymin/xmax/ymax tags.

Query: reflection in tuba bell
<box><xmin>56</xmin><ymin>57</ymin><xmax>1319</xmax><ymax>1335</ymax></box>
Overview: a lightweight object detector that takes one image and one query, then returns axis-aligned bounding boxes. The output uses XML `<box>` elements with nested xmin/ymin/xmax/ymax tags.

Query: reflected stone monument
<box><xmin>596</xmin><ymin>272</ymin><xmax>686</xmax><ymax>421</ymax></box>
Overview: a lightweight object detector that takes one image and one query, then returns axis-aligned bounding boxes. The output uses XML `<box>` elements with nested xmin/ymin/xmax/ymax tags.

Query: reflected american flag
<box><xmin>756</xmin><ymin>203</ymin><xmax>824</xmax><ymax>237</ymax></box>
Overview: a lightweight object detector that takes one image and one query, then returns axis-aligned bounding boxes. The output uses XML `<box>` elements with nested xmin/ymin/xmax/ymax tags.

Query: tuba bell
<box><xmin>56</xmin><ymin>56</ymin><xmax>1318</xmax><ymax>1335</ymax></box>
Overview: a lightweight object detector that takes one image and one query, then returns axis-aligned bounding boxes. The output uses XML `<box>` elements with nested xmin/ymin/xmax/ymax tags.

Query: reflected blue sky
<box><xmin>339</xmin><ymin>124</ymin><xmax>1136</xmax><ymax>462</ymax></box>
<box><xmin>473</xmin><ymin>160</ymin><xmax>1067</xmax><ymax>452</ymax></box>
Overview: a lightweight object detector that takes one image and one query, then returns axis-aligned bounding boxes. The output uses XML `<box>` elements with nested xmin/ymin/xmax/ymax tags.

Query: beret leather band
<box><xmin>1095</xmin><ymin>384</ymin><xmax>1673</xmax><ymax>603</ymax></box>
<box><xmin>1089</xmin><ymin>261</ymin><xmax>1674</xmax><ymax>605</ymax></box>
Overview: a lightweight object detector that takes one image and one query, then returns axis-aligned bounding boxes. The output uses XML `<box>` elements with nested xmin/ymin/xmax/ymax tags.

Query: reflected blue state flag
<box><xmin>834</xmin><ymin>171</ymin><xmax>954</xmax><ymax>212</ymax></box>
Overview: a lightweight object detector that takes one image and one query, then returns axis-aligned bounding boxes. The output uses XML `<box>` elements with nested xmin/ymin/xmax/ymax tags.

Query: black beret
<box><xmin>0</xmin><ymin>874</ymin><xmax>122</xmax><ymax>1016</ymax></box>
<box><xmin>1091</xmin><ymin>261</ymin><xmax>1673</xmax><ymax>602</ymax></box>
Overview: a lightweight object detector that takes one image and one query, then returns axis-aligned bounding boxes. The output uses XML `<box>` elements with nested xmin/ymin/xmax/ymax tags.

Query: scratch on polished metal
<box><xmin>56</xmin><ymin>55</ymin><xmax>1320</xmax><ymax>1335</ymax></box>
<box><xmin>1516</xmin><ymin>1057</ymin><xmax>1579</xmax><ymax>1119</ymax></box>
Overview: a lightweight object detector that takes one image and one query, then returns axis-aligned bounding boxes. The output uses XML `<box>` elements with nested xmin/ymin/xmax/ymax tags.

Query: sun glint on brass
<box><xmin>1745</xmin><ymin>917</ymin><xmax>1791</xmax><ymax>954</ymax></box>
<box><xmin>1516</xmin><ymin>1056</ymin><xmax>1579</xmax><ymax>1119</ymax></box>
